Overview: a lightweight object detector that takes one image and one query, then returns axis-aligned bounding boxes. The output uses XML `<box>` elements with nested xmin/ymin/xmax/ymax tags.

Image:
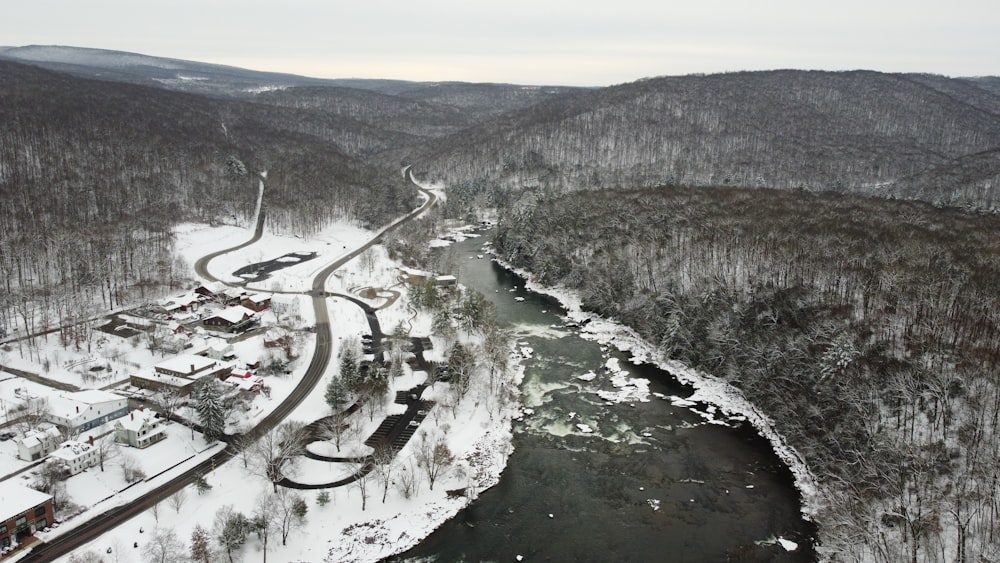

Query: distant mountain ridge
<box><xmin>0</xmin><ymin>45</ymin><xmax>586</xmax><ymax>118</ymax></box>
<box><xmin>3</xmin><ymin>45</ymin><xmax>999</xmax><ymax>211</ymax></box>
<box><xmin>409</xmin><ymin>69</ymin><xmax>1000</xmax><ymax>210</ymax></box>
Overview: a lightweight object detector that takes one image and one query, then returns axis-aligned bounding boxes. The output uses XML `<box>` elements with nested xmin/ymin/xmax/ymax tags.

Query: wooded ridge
<box><xmin>411</xmin><ymin>70</ymin><xmax>1000</xmax><ymax>211</ymax></box>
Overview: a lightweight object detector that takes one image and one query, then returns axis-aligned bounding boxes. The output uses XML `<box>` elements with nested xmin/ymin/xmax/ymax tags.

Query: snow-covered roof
<box><xmin>225</xmin><ymin>375</ymin><xmax>262</xmax><ymax>391</ymax></box>
<box><xmin>49</xmin><ymin>440</ymin><xmax>94</xmax><ymax>462</ymax></box>
<box><xmin>198</xmin><ymin>281</ymin><xmax>226</xmax><ymax>295</ymax></box>
<box><xmin>243</xmin><ymin>293</ymin><xmax>270</xmax><ymax>304</ymax></box>
<box><xmin>0</xmin><ymin>480</ymin><xmax>51</xmax><ymax>519</ymax></box>
<box><xmin>223</xmin><ymin>288</ymin><xmax>246</xmax><ymax>299</ymax></box>
<box><xmin>155</xmin><ymin>354</ymin><xmax>217</xmax><ymax>375</ymax></box>
<box><xmin>116</xmin><ymin>409</ymin><xmax>159</xmax><ymax>432</ymax></box>
<box><xmin>49</xmin><ymin>390</ymin><xmax>126</xmax><ymax>422</ymax></box>
<box><xmin>131</xmin><ymin>367</ymin><xmax>196</xmax><ymax>388</ymax></box>
<box><xmin>160</xmin><ymin>292</ymin><xmax>201</xmax><ymax>309</ymax></box>
<box><xmin>208</xmin><ymin>306</ymin><xmax>256</xmax><ymax>324</ymax></box>
<box><xmin>16</xmin><ymin>426</ymin><xmax>61</xmax><ymax>448</ymax></box>
<box><xmin>70</xmin><ymin>389</ymin><xmax>125</xmax><ymax>405</ymax></box>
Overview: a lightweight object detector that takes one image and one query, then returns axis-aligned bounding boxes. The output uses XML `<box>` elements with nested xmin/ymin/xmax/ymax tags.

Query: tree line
<box><xmin>494</xmin><ymin>185</ymin><xmax>1000</xmax><ymax>562</ymax></box>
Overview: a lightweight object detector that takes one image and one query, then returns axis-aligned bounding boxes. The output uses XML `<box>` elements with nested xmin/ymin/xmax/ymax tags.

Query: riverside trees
<box><xmin>493</xmin><ymin>185</ymin><xmax>1000</xmax><ymax>561</ymax></box>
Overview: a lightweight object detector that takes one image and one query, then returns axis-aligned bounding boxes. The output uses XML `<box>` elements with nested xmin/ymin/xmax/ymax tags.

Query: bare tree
<box><xmin>318</xmin><ymin>411</ymin><xmax>355</xmax><ymax>453</ymax></box>
<box><xmin>372</xmin><ymin>444</ymin><xmax>396</xmax><ymax>503</ymax></box>
<box><xmin>415</xmin><ymin>430</ymin><xmax>455</xmax><ymax>491</ymax></box>
<box><xmin>253</xmin><ymin>421</ymin><xmax>306</xmax><ymax>492</ymax></box>
<box><xmin>120</xmin><ymin>452</ymin><xmax>146</xmax><ymax>483</ymax></box>
<box><xmin>142</xmin><ymin>528</ymin><xmax>185</xmax><ymax>563</ymax></box>
<box><xmin>396</xmin><ymin>458</ymin><xmax>419</xmax><ymax>499</ymax></box>
<box><xmin>14</xmin><ymin>396</ymin><xmax>50</xmax><ymax>435</ymax></box>
<box><xmin>251</xmin><ymin>492</ymin><xmax>278</xmax><ymax>563</ymax></box>
<box><xmin>352</xmin><ymin>462</ymin><xmax>372</xmax><ymax>512</ymax></box>
<box><xmin>94</xmin><ymin>433</ymin><xmax>119</xmax><ymax>472</ymax></box>
<box><xmin>168</xmin><ymin>488</ymin><xmax>188</xmax><ymax>513</ymax></box>
<box><xmin>274</xmin><ymin>487</ymin><xmax>308</xmax><ymax>546</ymax></box>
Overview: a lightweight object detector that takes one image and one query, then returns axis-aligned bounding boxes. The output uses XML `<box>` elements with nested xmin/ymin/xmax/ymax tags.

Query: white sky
<box><xmin>3</xmin><ymin>0</ymin><xmax>998</xmax><ymax>86</ymax></box>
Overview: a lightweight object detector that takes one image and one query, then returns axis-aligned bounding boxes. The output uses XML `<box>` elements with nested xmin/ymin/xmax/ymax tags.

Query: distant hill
<box><xmin>0</xmin><ymin>45</ymin><xmax>585</xmax><ymax>126</ymax></box>
<box><xmin>409</xmin><ymin>70</ymin><xmax>1000</xmax><ymax>210</ymax></box>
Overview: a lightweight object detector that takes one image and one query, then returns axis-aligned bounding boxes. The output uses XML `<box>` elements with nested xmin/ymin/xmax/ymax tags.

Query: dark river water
<box><xmin>391</xmin><ymin>231</ymin><xmax>816</xmax><ymax>562</ymax></box>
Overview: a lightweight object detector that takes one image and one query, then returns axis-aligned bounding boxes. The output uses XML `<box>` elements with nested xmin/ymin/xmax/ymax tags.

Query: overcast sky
<box><xmin>3</xmin><ymin>0</ymin><xmax>997</xmax><ymax>86</ymax></box>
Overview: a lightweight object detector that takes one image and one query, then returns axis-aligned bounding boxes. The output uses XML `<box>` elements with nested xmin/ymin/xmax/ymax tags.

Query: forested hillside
<box><xmin>0</xmin><ymin>61</ymin><xmax>413</xmax><ymax>336</ymax></box>
<box><xmin>494</xmin><ymin>187</ymin><xmax>1000</xmax><ymax>561</ymax></box>
<box><xmin>412</xmin><ymin>70</ymin><xmax>1000</xmax><ymax>210</ymax></box>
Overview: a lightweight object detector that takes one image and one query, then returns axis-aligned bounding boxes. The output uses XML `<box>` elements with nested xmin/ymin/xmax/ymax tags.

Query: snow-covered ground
<box><xmin>0</xmin><ymin>207</ymin><xmax>522</xmax><ymax>562</ymax></box>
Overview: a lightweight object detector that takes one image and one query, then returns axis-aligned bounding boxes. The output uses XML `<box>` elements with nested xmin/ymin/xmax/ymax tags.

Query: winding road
<box><xmin>22</xmin><ymin>168</ymin><xmax>437</xmax><ymax>561</ymax></box>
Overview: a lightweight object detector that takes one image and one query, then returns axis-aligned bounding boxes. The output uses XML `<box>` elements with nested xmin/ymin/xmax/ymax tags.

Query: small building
<box><xmin>154</xmin><ymin>354</ymin><xmax>227</xmax><ymax>379</ymax></box>
<box><xmin>15</xmin><ymin>426</ymin><xmax>63</xmax><ymax>462</ymax></box>
<box><xmin>129</xmin><ymin>369</ymin><xmax>199</xmax><ymax>397</ymax></box>
<box><xmin>202</xmin><ymin>306</ymin><xmax>257</xmax><ymax>333</ymax></box>
<box><xmin>240</xmin><ymin>293</ymin><xmax>271</xmax><ymax>312</ymax></box>
<box><xmin>224</xmin><ymin>373</ymin><xmax>264</xmax><ymax>400</ymax></box>
<box><xmin>47</xmin><ymin>390</ymin><xmax>128</xmax><ymax>434</ymax></box>
<box><xmin>194</xmin><ymin>282</ymin><xmax>226</xmax><ymax>299</ymax></box>
<box><xmin>221</xmin><ymin>288</ymin><xmax>246</xmax><ymax>305</ymax></box>
<box><xmin>115</xmin><ymin>409</ymin><xmax>166</xmax><ymax>449</ymax></box>
<box><xmin>435</xmin><ymin>275</ymin><xmax>458</xmax><ymax>288</ymax></box>
<box><xmin>156</xmin><ymin>292</ymin><xmax>202</xmax><ymax>316</ymax></box>
<box><xmin>130</xmin><ymin>354</ymin><xmax>234</xmax><ymax>397</ymax></box>
<box><xmin>0</xmin><ymin>481</ymin><xmax>54</xmax><ymax>550</ymax></box>
<box><xmin>263</xmin><ymin>329</ymin><xmax>291</xmax><ymax>350</ymax></box>
<box><xmin>47</xmin><ymin>440</ymin><xmax>98</xmax><ymax>475</ymax></box>
<box><xmin>204</xmin><ymin>342</ymin><xmax>236</xmax><ymax>361</ymax></box>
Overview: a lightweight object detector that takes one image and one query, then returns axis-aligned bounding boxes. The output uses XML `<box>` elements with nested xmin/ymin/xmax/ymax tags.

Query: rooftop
<box><xmin>49</xmin><ymin>440</ymin><xmax>94</xmax><ymax>461</ymax></box>
<box><xmin>0</xmin><ymin>480</ymin><xmax>51</xmax><ymax>519</ymax></box>
<box><xmin>155</xmin><ymin>353</ymin><xmax>218</xmax><ymax>375</ymax></box>
<box><xmin>116</xmin><ymin>408</ymin><xmax>159</xmax><ymax>432</ymax></box>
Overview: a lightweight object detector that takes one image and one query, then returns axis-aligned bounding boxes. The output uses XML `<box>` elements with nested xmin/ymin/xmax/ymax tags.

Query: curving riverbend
<box><xmin>392</xmin><ymin>231</ymin><xmax>817</xmax><ymax>562</ymax></box>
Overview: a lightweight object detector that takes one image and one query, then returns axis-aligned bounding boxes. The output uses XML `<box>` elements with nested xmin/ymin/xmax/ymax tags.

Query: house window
<box><xmin>15</xmin><ymin>516</ymin><xmax>26</xmax><ymax>528</ymax></box>
<box><xmin>0</xmin><ymin>523</ymin><xmax>7</xmax><ymax>534</ymax></box>
<box><xmin>35</xmin><ymin>506</ymin><xmax>46</xmax><ymax>517</ymax></box>
<box><xmin>36</xmin><ymin>518</ymin><xmax>47</xmax><ymax>529</ymax></box>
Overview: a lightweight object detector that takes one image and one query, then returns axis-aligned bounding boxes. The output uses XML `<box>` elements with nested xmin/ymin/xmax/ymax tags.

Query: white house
<box><xmin>47</xmin><ymin>390</ymin><xmax>128</xmax><ymax>433</ymax></box>
<box><xmin>15</xmin><ymin>426</ymin><xmax>63</xmax><ymax>462</ymax></box>
<box><xmin>47</xmin><ymin>440</ymin><xmax>98</xmax><ymax>475</ymax></box>
<box><xmin>115</xmin><ymin>409</ymin><xmax>166</xmax><ymax>449</ymax></box>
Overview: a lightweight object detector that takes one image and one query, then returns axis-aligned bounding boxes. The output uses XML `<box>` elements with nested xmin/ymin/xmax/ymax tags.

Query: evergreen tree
<box><xmin>324</xmin><ymin>375</ymin><xmax>349</xmax><ymax>413</ymax></box>
<box><xmin>196</xmin><ymin>379</ymin><xmax>226</xmax><ymax>442</ymax></box>
<box><xmin>339</xmin><ymin>345</ymin><xmax>360</xmax><ymax>392</ymax></box>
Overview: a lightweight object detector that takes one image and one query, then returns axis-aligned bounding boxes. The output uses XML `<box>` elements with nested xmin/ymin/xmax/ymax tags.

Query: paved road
<box><xmin>23</xmin><ymin>168</ymin><xmax>437</xmax><ymax>561</ymax></box>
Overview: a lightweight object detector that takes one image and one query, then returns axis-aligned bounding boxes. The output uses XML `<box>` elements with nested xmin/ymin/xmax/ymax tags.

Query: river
<box><xmin>391</xmin><ymin>230</ymin><xmax>816</xmax><ymax>562</ymax></box>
